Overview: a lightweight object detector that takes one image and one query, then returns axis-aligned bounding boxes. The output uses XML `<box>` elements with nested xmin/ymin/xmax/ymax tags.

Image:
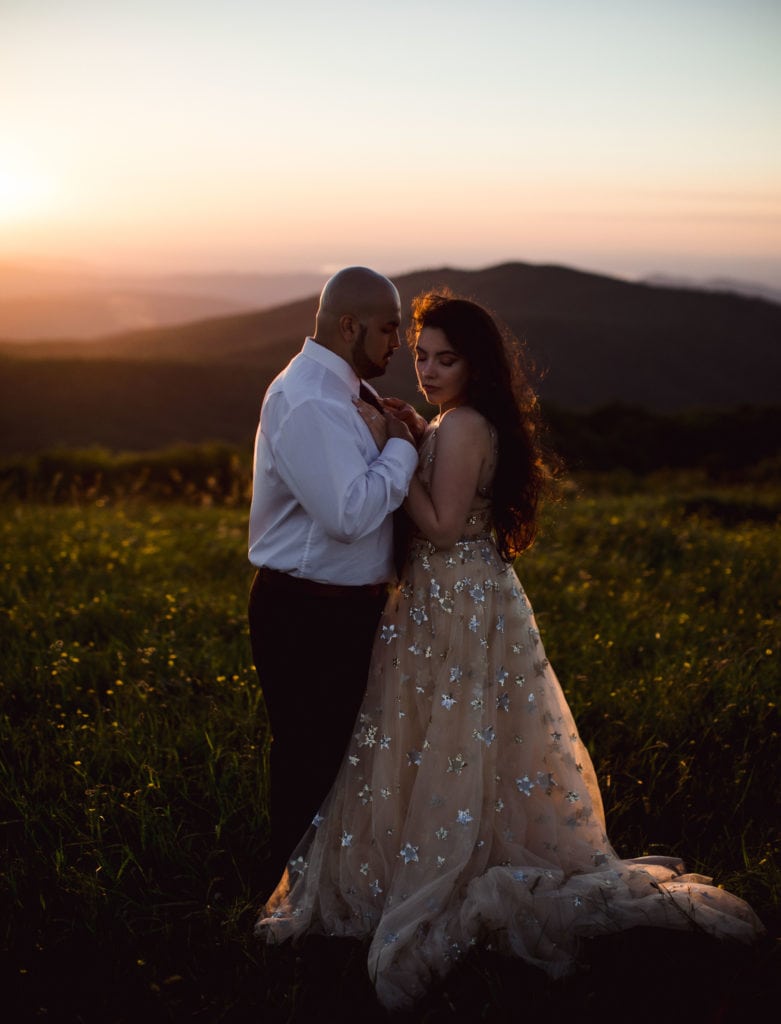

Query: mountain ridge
<box><xmin>1</xmin><ymin>261</ymin><xmax>779</xmax><ymax>457</ymax></box>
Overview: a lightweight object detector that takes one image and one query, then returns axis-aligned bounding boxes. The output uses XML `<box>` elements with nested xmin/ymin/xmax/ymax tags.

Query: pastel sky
<box><xmin>2</xmin><ymin>0</ymin><xmax>780</xmax><ymax>285</ymax></box>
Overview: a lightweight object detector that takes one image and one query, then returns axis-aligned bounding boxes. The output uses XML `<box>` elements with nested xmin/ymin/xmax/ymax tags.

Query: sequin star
<box><xmin>495</xmin><ymin>797</ymin><xmax>505</xmax><ymax>812</ymax></box>
<box><xmin>289</xmin><ymin>856</ymin><xmax>307</xmax><ymax>872</ymax></box>
<box><xmin>407</xmin><ymin>750</ymin><xmax>422</xmax><ymax>766</ymax></box>
<box><xmin>379</xmin><ymin>734</ymin><xmax>391</xmax><ymax>750</ymax></box>
<box><xmin>550</xmin><ymin>730</ymin><xmax>562</xmax><ymax>742</ymax></box>
<box><xmin>496</xmin><ymin>667</ymin><xmax>509</xmax><ymax>686</ymax></box>
<box><xmin>441</xmin><ymin>693</ymin><xmax>457</xmax><ymax>710</ymax></box>
<box><xmin>380</xmin><ymin>625</ymin><xmax>398</xmax><ymax>644</ymax></box>
<box><xmin>408</xmin><ymin>642</ymin><xmax>422</xmax><ymax>655</ymax></box>
<box><xmin>348</xmin><ymin>754</ymin><xmax>360</xmax><ymax>766</ymax></box>
<box><xmin>496</xmin><ymin>692</ymin><xmax>510</xmax><ymax>712</ymax></box>
<box><xmin>358</xmin><ymin>784</ymin><xmax>372</xmax><ymax>804</ymax></box>
<box><xmin>410</xmin><ymin>606</ymin><xmax>428</xmax><ymax>625</ymax></box>
<box><xmin>380</xmin><ymin>787</ymin><xmax>391</xmax><ymax>799</ymax></box>
<box><xmin>447</xmin><ymin>753</ymin><xmax>468</xmax><ymax>775</ymax></box>
<box><xmin>435</xmin><ymin>826</ymin><xmax>449</xmax><ymax>839</ymax></box>
<box><xmin>496</xmin><ymin>615</ymin><xmax>505</xmax><ymax>633</ymax></box>
<box><xmin>360</xmin><ymin>862</ymin><xmax>369</xmax><ymax>875</ymax></box>
<box><xmin>512</xmin><ymin>642</ymin><xmax>524</xmax><ymax>654</ymax></box>
<box><xmin>537</xmin><ymin>771</ymin><xmax>557</xmax><ymax>790</ymax></box>
<box><xmin>456</xmin><ymin>809</ymin><xmax>473</xmax><ymax>825</ymax></box>
<box><xmin>573</xmin><ymin>896</ymin><xmax>583</xmax><ymax>908</ymax></box>
<box><xmin>430</xmin><ymin>580</ymin><xmax>441</xmax><ymax>598</ymax></box>
<box><xmin>515</xmin><ymin>674</ymin><xmax>526</xmax><ymax>687</ymax></box>
<box><xmin>515</xmin><ymin>775</ymin><xmax>536</xmax><ymax>796</ymax></box>
<box><xmin>475</xmin><ymin>725</ymin><xmax>496</xmax><ymax>746</ymax></box>
<box><xmin>468</xmin><ymin>615</ymin><xmax>479</xmax><ymax>632</ymax></box>
<box><xmin>436</xmin><ymin>856</ymin><xmax>446</xmax><ymax>869</ymax></box>
<box><xmin>566</xmin><ymin>791</ymin><xmax>581</xmax><ymax>803</ymax></box>
<box><xmin>370</xmin><ymin>879</ymin><xmax>383</xmax><ymax>895</ymax></box>
<box><xmin>449</xmin><ymin>665</ymin><xmax>463</xmax><ymax>683</ymax></box>
<box><xmin>528</xmin><ymin>627</ymin><xmax>540</xmax><ymax>646</ymax></box>
<box><xmin>469</xmin><ymin>584</ymin><xmax>485</xmax><ymax>603</ymax></box>
<box><xmin>400</xmin><ymin>842</ymin><xmax>420</xmax><ymax>864</ymax></box>
<box><xmin>356</xmin><ymin>724</ymin><xmax>378</xmax><ymax>747</ymax></box>
<box><xmin>312</xmin><ymin>813</ymin><xmax>325</xmax><ymax>827</ymax></box>
<box><xmin>341</xmin><ymin>832</ymin><xmax>353</xmax><ymax>847</ymax></box>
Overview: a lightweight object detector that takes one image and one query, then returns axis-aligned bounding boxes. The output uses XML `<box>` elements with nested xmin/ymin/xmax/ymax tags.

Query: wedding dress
<box><xmin>256</xmin><ymin>425</ymin><xmax>764</xmax><ymax>1010</ymax></box>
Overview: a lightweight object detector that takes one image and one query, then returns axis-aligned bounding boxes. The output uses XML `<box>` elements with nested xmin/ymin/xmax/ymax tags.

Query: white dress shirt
<box><xmin>248</xmin><ymin>338</ymin><xmax>418</xmax><ymax>585</ymax></box>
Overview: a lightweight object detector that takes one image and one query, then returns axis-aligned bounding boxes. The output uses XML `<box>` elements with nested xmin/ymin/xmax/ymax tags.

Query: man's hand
<box><xmin>381</xmin><ymin>397</ymin><xmax>428</xmax><ymax>445</ymax></box>
<box><xmin>354</xmin><ymin>397</ymin><xmax>415</xmax><ymax>450</ymax></box>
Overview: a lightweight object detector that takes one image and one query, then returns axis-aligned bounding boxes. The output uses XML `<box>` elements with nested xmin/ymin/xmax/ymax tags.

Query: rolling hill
<box><xmin>0</xmin><ymin>264</ymin><xmax>325</xmax><ymax>339</ymax></box>
<box><xmin>1</xmin><ymin>262</ymin><xmax>779</xmax><ymax>456</ymax></box>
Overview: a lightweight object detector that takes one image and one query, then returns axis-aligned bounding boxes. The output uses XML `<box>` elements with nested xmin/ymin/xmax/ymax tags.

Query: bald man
<box><xmin>248</xmin><ymin>267</ymin><xmax>422</xmax><ymax>892</ymax></box>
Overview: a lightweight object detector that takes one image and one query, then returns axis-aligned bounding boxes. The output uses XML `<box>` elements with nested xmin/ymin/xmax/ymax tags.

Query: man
<box><xmin>248</xmin><ymin>266</ymin><xmax>422</xmax><ymax>892</ymax></box>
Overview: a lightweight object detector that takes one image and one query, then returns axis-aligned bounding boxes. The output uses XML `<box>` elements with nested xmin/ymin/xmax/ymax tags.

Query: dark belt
<box><xmin>255</xmin><ymin>566</ymin><xmax>388</xmax><ymax>600</ymax></box>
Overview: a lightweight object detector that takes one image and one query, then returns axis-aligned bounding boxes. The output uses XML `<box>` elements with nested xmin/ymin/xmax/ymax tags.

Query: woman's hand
<box><xmin>381</xmin><ymin>397</ymin><xmax>428</xmax><ymax>444</ymax></box>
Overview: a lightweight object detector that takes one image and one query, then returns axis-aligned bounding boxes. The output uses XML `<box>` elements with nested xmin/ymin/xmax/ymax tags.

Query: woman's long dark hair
<box><xmin>408</xmin><ymin>290</ymin><xmax>555</xmax><ymax>559</ymax></box>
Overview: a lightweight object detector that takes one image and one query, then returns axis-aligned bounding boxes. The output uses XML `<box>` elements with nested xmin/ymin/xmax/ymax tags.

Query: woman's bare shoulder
<box><xmin>437</xmin><ymin>405</ymin><xmax>492</xmax><ymax>440</ymax></box>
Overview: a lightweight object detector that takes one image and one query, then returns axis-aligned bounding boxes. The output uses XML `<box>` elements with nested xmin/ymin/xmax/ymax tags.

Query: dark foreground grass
<box><xmin>1</xmin><ymin>482</ymin><xmax>779</xmax><ymax>1022</ymax></box>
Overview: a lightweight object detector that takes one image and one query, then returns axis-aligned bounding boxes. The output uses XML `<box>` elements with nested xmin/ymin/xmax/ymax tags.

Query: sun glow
<box><xmin>0</xmin><ymin>156</ymin><xmax>56</xmax><ymax>223</ymax></box>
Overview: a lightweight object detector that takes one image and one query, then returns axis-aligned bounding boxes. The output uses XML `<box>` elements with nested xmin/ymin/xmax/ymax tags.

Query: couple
<box><xmin>248</xmin><ymin>267</ymin><xmax>763</xmax><ymax>1011</ymax></box>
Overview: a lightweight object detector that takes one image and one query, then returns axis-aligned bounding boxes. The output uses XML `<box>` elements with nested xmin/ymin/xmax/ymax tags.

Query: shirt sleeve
<box><xmin>268</xmin><ymin>395</ymin><xmax>418</xmax><ymax>543</ymax></box>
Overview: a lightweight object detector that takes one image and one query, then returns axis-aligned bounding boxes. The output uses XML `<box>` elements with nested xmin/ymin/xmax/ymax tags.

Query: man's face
<box><xmin>351</xmin><ymin>303</ymin><xmax>402</xmax><ymax>379</ymax></box>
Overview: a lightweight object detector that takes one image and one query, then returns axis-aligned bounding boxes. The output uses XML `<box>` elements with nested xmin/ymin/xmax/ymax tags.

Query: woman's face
<box><xmin>414</xmin><ymin>326</ymin><xmax>470</xmax><ymax>412</ymax></box>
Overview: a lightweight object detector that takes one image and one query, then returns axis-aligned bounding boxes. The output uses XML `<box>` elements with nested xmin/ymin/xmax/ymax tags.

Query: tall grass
<box><xmin>1</xmin><ymin>483</ymin><xmax>779</xmax><ymax>1022</ymax></box>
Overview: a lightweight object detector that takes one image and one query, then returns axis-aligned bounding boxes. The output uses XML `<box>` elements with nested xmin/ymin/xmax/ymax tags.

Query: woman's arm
<box><xmin>404</xmin><ymin>407</ymin><xmax>492</xmax><ymax>548</ymax></box>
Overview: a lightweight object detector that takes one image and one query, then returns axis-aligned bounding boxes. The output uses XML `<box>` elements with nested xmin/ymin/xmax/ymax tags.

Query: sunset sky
<box><xmin>2</xmin><ymin>0</ymin><xmax>780</xmax><ymax>285</ymax></box>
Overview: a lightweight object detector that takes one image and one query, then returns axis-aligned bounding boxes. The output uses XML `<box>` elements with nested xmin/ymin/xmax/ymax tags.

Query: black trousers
<box><xmin>248</xmin><ymin>569</ymin><xmax>388</xmax><ymax>891</ymax></box>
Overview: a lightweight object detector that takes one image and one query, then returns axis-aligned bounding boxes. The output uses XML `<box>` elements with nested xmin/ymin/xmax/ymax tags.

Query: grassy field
<box><xmin>1</xmin><ymin>481</ymin><xmax>780</xmax><ymax>1022</ymax></box>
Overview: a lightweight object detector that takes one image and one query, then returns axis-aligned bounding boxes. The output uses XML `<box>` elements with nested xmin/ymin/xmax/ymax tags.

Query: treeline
<box><xmin>546</xmin><ymin>403</ymin><xmax>781</xmax><ymax>479</ymax></box>
<box><xmin>1</xmin><ymin>405</ymin><xmax>778</xmax><ymax>503</ymax></box>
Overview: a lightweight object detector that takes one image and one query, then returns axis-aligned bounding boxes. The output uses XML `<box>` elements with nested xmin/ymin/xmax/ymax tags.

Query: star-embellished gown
<box><xmin>256</xmin><ymin>423</ymin><xmax>764</xmax><ymax>1010</ymax></box>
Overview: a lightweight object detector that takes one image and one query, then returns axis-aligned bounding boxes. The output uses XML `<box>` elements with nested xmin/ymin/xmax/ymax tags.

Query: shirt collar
<box><xmin>302</xmin><ymin>337</ymin><xmax>361</xmax><ymax>394</ymax></box>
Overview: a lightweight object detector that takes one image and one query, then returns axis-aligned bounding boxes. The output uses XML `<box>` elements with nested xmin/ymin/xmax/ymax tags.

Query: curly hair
<box><xmin>408</xmin><ymin>290</ymin><xmax>555</xmax><ymax>559</ymax></box>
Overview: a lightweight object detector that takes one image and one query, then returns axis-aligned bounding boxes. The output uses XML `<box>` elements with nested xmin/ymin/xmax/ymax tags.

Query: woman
<box><xmin>256</xmin><ymin>291</ymin><xmax>763</xmax><ymax>1010</ymax></box>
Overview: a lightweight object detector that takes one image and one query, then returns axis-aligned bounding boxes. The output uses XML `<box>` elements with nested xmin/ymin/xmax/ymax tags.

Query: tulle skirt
<box><xmin>257</xmin><ymin>535</ymin><xmax>764</xmax><ymax>1010</ymax></box>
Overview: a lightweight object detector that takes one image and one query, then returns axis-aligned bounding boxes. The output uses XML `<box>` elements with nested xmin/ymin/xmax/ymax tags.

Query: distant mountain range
<box><xmin>642</xmin><ymin>274</ymin><xmax>781</xmax><ymax>307</ymax></box>
<box><xmin>0</xmin><ymin>263</ymin><xmax>325</xmax><ymax>339</ymax></box>
<box><xmin>0</xmin><ymin>261</ymin><xmax>779</xmax><ymax>456</ymax></box>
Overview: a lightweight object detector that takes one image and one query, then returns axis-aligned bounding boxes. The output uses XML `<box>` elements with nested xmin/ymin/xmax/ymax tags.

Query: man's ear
<box><xmin>339</xmin><ymin>314</ymin><xmax>359</xmax><ymax>342</ymax></box>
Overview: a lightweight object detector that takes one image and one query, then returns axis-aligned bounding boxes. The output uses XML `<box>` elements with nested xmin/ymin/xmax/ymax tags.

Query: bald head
<box><xmin>313</xmin><ymin>266</ymin><xmax>402</xmax><ymax>378</ymax></box>
<box><xmin>316</xmin><ymin>266</ymin><xmax>400</xmax><ymax>325</ymax></box>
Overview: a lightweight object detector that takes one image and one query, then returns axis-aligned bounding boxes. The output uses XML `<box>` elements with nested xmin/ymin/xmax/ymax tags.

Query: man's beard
<box><xmin>352</xmin><ymin>325</ymin><xmax>385</xmax><ymax>379</ymax></box>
